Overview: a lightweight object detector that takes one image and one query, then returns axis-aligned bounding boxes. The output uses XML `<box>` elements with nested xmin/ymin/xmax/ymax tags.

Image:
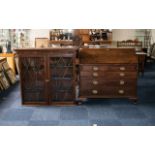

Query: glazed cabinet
<box><xmin>15</xmin><ymin>48</ymin><xmax>77</xmax><ymax>105</ymax></box>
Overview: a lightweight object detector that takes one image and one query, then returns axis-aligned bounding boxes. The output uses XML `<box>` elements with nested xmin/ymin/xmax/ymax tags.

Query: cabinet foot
<box><xmin>77</xmin><ymin>101</ymin><xmax>83</xmax><ymax>105</ymax></box>
<box><xmin>75</xmin><ymin>98</ymin><xmax>88</xmax><ymax>105</ymax></box>
<box><xmin>129</xmin><ymin>97</ymin><xmax>138</xmax><ymax>104</ymax></box>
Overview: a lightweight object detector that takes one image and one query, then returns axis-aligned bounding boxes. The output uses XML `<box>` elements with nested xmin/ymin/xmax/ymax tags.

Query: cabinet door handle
<box><xmin>93</xmin><ymin>72</ymin><xmax>98</xmax><ymax>77</ymax></box>
<box><xmin>92</xmin><ymin>90</ymin><xmax>98</xmax><ymax>94</ymax></box>
<box><xmin>120</xmin><ymin>67</ymin><xmax>125</xmax><ymax>71</ymax></box>
<box><xmin>93</xmin><ymin>66</ymin><xmax>99</xmax><ymax>71</ymax></box>
<box><xmin>120</xmin><ymin>80</ymin><xmax>125</xmax><ymax>85</ymax></box>
<box><xmin>118</xmin><ymin>90</ymin><xmax>124</xmax><ymax>94</ymax></box>
<box><xmin>120</xmin><ymin>73</ymin><xmax>125</xmax><ymax>77</ymax></box>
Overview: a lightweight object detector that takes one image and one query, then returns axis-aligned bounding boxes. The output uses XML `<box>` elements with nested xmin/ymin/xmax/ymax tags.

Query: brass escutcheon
<box><xmin>120</xmin><ymin>80</ymin><xmax>125</xmax><ymax>85</ymax></box>
<box><xmin>93</xmin><ymin>66</ymin><xmax>99</xmax><ymax>71</ymax></box>
<box><xmin>92</xmin><ymin>90</ymin><xmax>98</xmax><ymax>94</ymax></box>
<box><xmin>120</xmin><ymin>67</ymin><xmax>125</xmax><ymax>71</ymax></box>
<box><xmin>93</xmin><ymin>72</ymin><xmax>98</xmax><ymax>77</ymax></box>
<box><xmin>92</xmin><ymin>80</ymin><xmax>98</xmax><ymax>85</ymax></box>
<box><xmin>118</xmin><ymin>90</ymin><xmax>124</xmax><ymax>94</ymax></box>
<box><xmin>120</xmin><ymin>73</ymin><xmax>125</xmax><ymax>77</ymax></box>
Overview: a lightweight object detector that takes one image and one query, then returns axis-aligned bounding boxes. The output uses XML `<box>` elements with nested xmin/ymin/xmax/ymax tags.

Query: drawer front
<box><xmin>80</xmin><ymin>78</ymin><xmax>136</xmax><ymax>88</ymax></box>
<box><xmin>80</xmin><ymin>71</ymin><xmax>137</xmax><ymax>79</ymax></box>
<box><xmin>80</xmin><ymin>86</ymin><xmax>136</xmax><ymax>97</ymax></box>
<box><xmin>79</xmin><ymin>64</ymin><xmax>137</xmax><ymax>98</ymax></box>
<box><xmin>80</xmin><ymin>65</ymin><xmax>137</xmax><ymax>72</ymax></box>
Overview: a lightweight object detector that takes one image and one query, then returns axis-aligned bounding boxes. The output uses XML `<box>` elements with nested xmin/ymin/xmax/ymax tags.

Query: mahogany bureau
<box><xmin>78</xmin><ymin>48</ymin><xmax>138</xmax><ymax>101</ymax></box>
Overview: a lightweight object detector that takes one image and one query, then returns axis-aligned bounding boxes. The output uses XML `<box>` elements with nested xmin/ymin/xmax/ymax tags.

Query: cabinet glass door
<box><xmin>49</xmin><ymin>56</ymin><xmax>75</xmax><ymax>103</ymax></box>
<box><xmin>20</xmin><ymin>56</ymin><xmax>47</xmax><ymax>104</ymax></box>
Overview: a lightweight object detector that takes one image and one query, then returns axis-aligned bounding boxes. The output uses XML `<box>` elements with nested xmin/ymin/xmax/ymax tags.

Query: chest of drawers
<box><xmin>79</xmin><ymin>48</ymin><xmax>138</xmax><ymax>101</ymax></box>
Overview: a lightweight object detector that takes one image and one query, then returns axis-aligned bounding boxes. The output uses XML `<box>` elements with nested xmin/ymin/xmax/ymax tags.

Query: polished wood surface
<box><xmin>79</xmin><ymin>48</ymin><xmax>138</xmax><ymax>64</ymax></box>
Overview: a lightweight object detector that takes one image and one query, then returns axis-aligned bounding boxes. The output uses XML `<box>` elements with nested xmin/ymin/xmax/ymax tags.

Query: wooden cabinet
<box><xmin>79</xmin><ymin>48</ymin><xmax>138</xmax><ymax>101</ymax></box>
<box><xmin>15</xmin><ymin>48</ymin><xmax>77</xmax><ymax>105</ymax></box>
<box><xmin>15</xmin><ymin>47</ymin><xmax>138</xmax><ymax>106</ymax></box>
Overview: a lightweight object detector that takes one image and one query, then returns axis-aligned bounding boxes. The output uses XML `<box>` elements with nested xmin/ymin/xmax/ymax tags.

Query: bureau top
<box><xmin>79</xmin><ymin>48</ymin><xmax>138</xmax><ymax>64</ymax></box>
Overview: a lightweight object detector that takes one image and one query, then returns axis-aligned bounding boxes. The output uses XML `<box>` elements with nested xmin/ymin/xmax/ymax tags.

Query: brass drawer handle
<box><xmin>45</xmin><ymin>79</ymin><xmax>50</xmax><ymax>82</ymax></box>
<box><xmin>92</xmin><ymin>90</ymin><xmax>98</xmax><ymax>94</ymax></box>
<box><xmin>93</xmin><ymin>72</ymin><xmax>98</xmax><ymax>77</ymax></box>
<box><xmin>93</xmin><ymin>66</ymin><xmax>99</xmax><ymax>71</ymax></box>
<box><xmin>118</xmin><ymin>90</ymin><xmax>124</xmax><ymax>94</ymax></box>
<box><xmin>92</xmin><ymin>80</ymin><xmax>98</xmax><ymax>85</ymax></box>
<box><xmin>120</xmin><ymin>73</ymin><xmax>125</xmax><ymax>77</ymax></box>
<box><xmin>120</xmin><ymin>80</ymin><xmax>125</xmax><ymax>85</ymax></box>
<box><xmin>120</xmin><ymin>67</ymin><xmax>125</xmax><ymax>71</ymax></box>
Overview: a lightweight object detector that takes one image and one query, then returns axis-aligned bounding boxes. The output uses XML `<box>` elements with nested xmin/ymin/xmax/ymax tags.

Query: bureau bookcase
<box><xmin>79</xmin><ymin>48</ymin><xmax>138</xmax><ymax>101</ymax></box>
<box><xmin>16</xmin><ymin>48</ymin><xmax>77</xmax><ymax>105</ymax></box>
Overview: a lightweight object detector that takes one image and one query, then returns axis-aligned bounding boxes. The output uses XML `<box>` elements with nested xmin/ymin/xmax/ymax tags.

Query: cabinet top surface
<box><xmin>79</xmin><ymin>48</ymin><xmax>138</xmax><ymax>64</ymax></box>
<box><xmin>14</xmin><ymin>47</ymin><xmax>79</xmax><ymax>51</ymax></box>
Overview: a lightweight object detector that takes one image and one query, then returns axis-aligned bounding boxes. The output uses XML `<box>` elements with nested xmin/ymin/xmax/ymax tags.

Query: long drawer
<box><xmin>80</xmin><ymin>78</ymin><xmax>136</xmax><ymax>88</ymax></box>
<box><xmin>80</xmin><ymin>65</ymin><xmax>137</xmax><ymax>72</ymax></box>
<box><xmin>80</xmin><ymin>71</ymin><xmax>137</xmax><ymax>79</ymax></box>
<box><xmin>80</xmin><ymin>86</ymin><xmax>136</xmax><ymax>97</ymax></box>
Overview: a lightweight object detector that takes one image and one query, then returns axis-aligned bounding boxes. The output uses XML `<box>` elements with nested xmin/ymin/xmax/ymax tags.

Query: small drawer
<box><xmin>80</xmin><ymin>71</ymin><xmax>105</xmax><ymax>77</ymax></box>
<box><xmin>106</xmin><ymin>65</ymin><xmax>137</xmax><ymax>72</ymax></box>
<box><xmin>80</xmin><ymin>65</ymin><xmax>105</xmax><ymax>72</ymax></box>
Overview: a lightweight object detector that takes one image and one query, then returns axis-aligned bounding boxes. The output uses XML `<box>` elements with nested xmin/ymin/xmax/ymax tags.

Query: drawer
<box><xmin>80</xmin><ymin>65</ymin><xmax>137</xmax><ymax>72</ymax></box>
<box><xmin>80</xmin><ymin>71</ymin><xmax>137</xmax><ymax>79</ymax></box>
<box><xmin>80</xmin><ymin>86</ymin><xmax>136</xmax><ymax>97</ymax></box>
<box><xmin>80</xmin><ymin>78</ymin><xmax>136</xmax><ymax>88</ymax></box>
